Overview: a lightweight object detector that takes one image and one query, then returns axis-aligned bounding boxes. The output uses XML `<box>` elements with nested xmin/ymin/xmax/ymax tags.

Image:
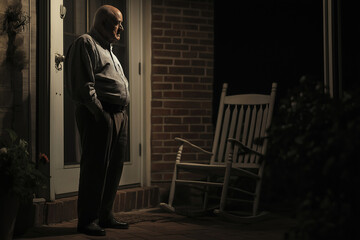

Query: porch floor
<box><xmin>14</xmin><ymin>207</ymin><xmax>296</xmax><ymax>240</ymax></box>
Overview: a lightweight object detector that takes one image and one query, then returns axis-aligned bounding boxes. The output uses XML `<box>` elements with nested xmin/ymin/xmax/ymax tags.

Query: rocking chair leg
<box><xmin>220</xmin><ymin>162</ymin><xmax>231</xmax><ymax>211</ymax></box>
<box><xmin>168</xmin><ymin>164</ymin><xmax>177</xmax><ymax>207</ymax></box>
<box><xmin>203</xmin><ymin>177</ymin><xmax>210</xmax><ymax>211</ymax></box>
<box><xmin>160</xmin><ymin>145</ymin><xmax>184</xmax><ymax>213</ymax></box>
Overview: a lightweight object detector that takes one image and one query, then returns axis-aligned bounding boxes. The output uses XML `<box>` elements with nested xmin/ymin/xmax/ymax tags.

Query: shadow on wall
<box><xmin>0</xmin><ymin>63</ymin><xmax>29</xmax><ymax>139</ymax></box>
<box><xmin>0</xmin><ymin>1</ymin><xmax>30</xmax><ymax>140</ymax></box>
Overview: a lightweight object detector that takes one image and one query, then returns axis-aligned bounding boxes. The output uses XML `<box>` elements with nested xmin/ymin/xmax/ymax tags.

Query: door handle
<box><xmin>55</xmin><ymin>53</ymin><xmax>65</xmax><ymax>71</ymax></box>
<box><xmin>60</xmin><ymin>5</ymin><xmax>67</xmax><ymax>19</ymax></box>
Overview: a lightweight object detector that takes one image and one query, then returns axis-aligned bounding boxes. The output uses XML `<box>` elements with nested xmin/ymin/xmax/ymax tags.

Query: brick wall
<box><xmin>151</xmin><ymin>0</ymin><xmax>214</xmax><ymax>192</ymax></box>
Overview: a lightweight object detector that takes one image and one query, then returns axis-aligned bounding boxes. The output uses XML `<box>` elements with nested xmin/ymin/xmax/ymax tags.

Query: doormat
<box><xmin>114</xmin><ymin>209</ymin><xmax>180</xmax><ymax>224</ymax></box>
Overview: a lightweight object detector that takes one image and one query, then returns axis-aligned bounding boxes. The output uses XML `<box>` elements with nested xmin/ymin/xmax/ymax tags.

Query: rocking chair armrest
<box><xmin>174</xmin><ymin>137</ymin><xmax>213</xmax><ymax>155</ymax></box>
<box><xmin>227</xmin><ymin>138</ymin><xmax>263</xmax><ymax>156</ymax></box>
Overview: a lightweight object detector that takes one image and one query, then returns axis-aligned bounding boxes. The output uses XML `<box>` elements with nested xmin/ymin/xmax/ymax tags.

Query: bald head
<box><xmin>93</xmin><ymin>5</ymin><xmax>124</xmax><ymax>43</ymax></box>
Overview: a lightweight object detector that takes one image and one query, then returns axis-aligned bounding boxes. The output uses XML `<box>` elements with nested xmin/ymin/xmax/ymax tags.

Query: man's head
<box><xmin>93</xmin><ymin>5</ymin><xmax>124</xmax><ymax>43</ymax></box>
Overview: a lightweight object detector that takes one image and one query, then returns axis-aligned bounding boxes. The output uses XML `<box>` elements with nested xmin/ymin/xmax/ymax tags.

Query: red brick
<box><xmin>152</xmin><ymin>29</ymin><xmax>163</xmax><ymax>36</ymax></box>
<box><xmin>183</xmin><ymin>76</ymin><xmax>199</xmax><ymax>83</ymax></box>
<box><xmin>163</xmin><ymin>140</ymin><xmax>179</xmax><ymax>147</ymax></box>
<box><xmin>152</xmin><ymin>14</ymin><xmax>163</xmax><ymax>21</ymax></box>
<box><xmin>152</xmin><ymin>116</ymin><xmax>163</xmax><ymax>124</ymax></box>
<box><xmin>163</xmin><ymin>91</ymin><xmax>182</xmax><ymax>98</ymax></box>
<box><xmin>150</xmin><ymin>187</ymin><xmax>160</xmax><ymax>207</ymax></box>
<box><xmin>153</xmin><ymin>58</ymin><xmax>172</xmax><ymax>65</ymax></box>
<box><xmin>174</xmin><ymin>59</ymin><xmax>190</xmax><ymax>66</ymax></box>
<box><xmin>152</xmin><ymin>173</ymin><xmax>163</xmax><ymax>181</ymax></box>
<box><xmin>152</xmin><ymin>37</ymin><xmax>171</xmax><ymax>43</ymax></box>
<box><xmin>169</xmin><ymin>67</ymin><xmax>192</xmax><ymax>75</ymax></box>
<box><xmin>166</xmin><ymin>8</ymin><xmax>181</xmax><ymax>15</ymax></box>
<box><xmin>165</xmin><ymin>44</ymin><xmax>189</xmax><ymax>51</ymax></box>
<box><xmin>182</xmin><ymin>133</ymin><xmax>199</xmax><ymax>139</ymax></box>
<box><xmin>183</xmin><ymin>91</ymin><xmax>212</xmax><ymax>98</ymax></box>
<box><xmin>172</xmin><ymin>109</ymin><xmax>189</xmax><ymax>115</ymax></box>
<box><xmin>152</xmin><ymin>125</ymin><xmax>163</xmax><ymax>132</ymax></box>
<box><xmin>152</xmin><ymin>66</ymin><xmax>168</xmax><ymax>74</ymax></box>
<box><xmin>136</xmin><ymin>189</ymin><xmax>144</xmax><ymax>209</ymax></box>
<box><xmin>152</xmin><ymin>108</ymin><xmax>171</xmax><ymax>115</ymax></box>
<box><xmin>151</xmin><ymin>162</ymin><xmax>174</xmax><ymax>171</ymax></box>
<box><xmin>151</xmin><ymin>140</ymin><xmax>163</xmax><ymax>147</ymax></box>
<box><xmin>164</xmin><ymin>76</ymin><xmax>181</xmax><ymax>82</ymax></box>
<box><xmin>62</xmin><ymin>197</ymin><xmax>77</xmax><ymax>221</ymax></box>
<box><xmin>173</xmin><ymin>23</ymin><xmax>198</xmax><ymax>30</ymax></box>
<box><xmin>152</xmin><ymin>100</ymin><xmax>163</xmax><ymax>107</ymax></box>
<box><xmin>152</xmin><ymin>22</ymin><xmax>171</xmax><ymax>29</ymax></box>
<box><xmin>192</xmin><ymin>60</ymin><xmax>206</xmax><ymax>66</ymax></box>
<box><xmin>164</xmin><ymin>125</ymin><xmax>188</xmax><ymax>132</ymax></box>
<box><xmin>143</xmin><ymin>188</ymin><xmax>150</xmax><ymax>208</ymax></box>
<box><xmin>164</xmin><ymin>117</ymin><xmax>182</xmax><ymax>124</ymax></box>
<box><xmin>125</xmin><ymin>190</ymin><xmax>137</xmax><ymax>211</ymax></box>
<box><xmin>152</xmin><ymin>91</ymin><xmax>163</xmax><ymax>98</ymax></box>
<box><xmin>152</xmin><ymin>133</ymin><xmax>171</xmax><ymax>140</ymax></box>
<box><xmin>151</xmin><ymin>154</ymin><xmax>163</xmax><ymax>161</ymax></box>
<box><xmin>183</xmin><ymin>9</ymin><xmax>200</xmax><ymax>16</ymax></box>
<box><xmin>152</xmin><ymin>147</ymin><xmax>172</xmax><ymax>154</ymax></box>
<box><xmin>152</xmin><ymin>0</ymin><xmax>163</xmax><ymax>6</ymax></box>
<box><xmin>183</xmin><ymin>117</ymin><xmax>201</xmax><ymax>124</ymax></box>
<box><xmin>163</xmin><ymin>154</ymin><xmax>177</xmax><ymax>161</ymax></box>
<box><xmin>164</xmin><ymin>101</ymin><xmax>201</xmax><ymax>108</ymax></box>
<box><xmin>164</xmin><ymin>30</ymin><xmax>181</xmax><ymax>37</ymax></box>
<box><xmin>190</xmin><ymin>125</ymin><xmax>205</xmax><ymax>132</ymax></box>
<box><xmin>183</xmin><ymin>38</ymin><xmax>198</xmax><ymax>44</ymax></box>
<box><xmin>165</xmin><ymin>1</ymin><xmax>189</xmax><ymax>8</ymax></box>
<box><xmin>182</xmin><ymin>52</ymin><xmax>197</xmax><ymax>58</ymax></box>
<box><xmin>46</xmin><ymin>201</ymin><xmax>63</xmax><ymax>224</ymax></box>
<box><xmin>154</xmin><ymin>50</ymin><xmax>181</xmax><ymax>58</ymax></box>
<box><xmin>174</xmin><ymin>83</ymin><xmax>193</xmax><ymax>90</ymax></box>
<box><xmin>152</xmin><ymin>76</ymin><xmax>163</xmax><ymax>82</ymax></box>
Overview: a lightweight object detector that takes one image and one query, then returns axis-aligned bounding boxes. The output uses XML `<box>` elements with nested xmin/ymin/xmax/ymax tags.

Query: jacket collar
<box><xmin>89</xmin><ymin>28</ymin><xmax>112</xmax><ymax>50</ymax></box>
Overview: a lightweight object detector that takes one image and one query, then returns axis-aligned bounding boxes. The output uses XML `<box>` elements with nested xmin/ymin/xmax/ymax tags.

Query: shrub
<box><xmin>265</xmin><ymin>76</ymin><xmax>359</xmax><ymax>239</ymax></box>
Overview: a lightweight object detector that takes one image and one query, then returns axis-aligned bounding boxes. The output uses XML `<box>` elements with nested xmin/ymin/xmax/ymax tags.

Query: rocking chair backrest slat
<box><xmin>233</xmin><ymin>105</ymin><xmax>244</xmax><ymax>164</ymax></box>
<box><xmin>211</xmin><ymin>83</ymin><xmax>277</xmax><ymax>168</ymax></box>
<box><xmin>210</xmin><ymin>84</ymin><xmax>228</xmax><ymax>165</ymax></box>
<box><xmin>245</xmin><ymin>105</ymin><xmax>257</xmax><ymax>163</ymax></box>
<box><xmin>250</xmin><ymin>105</ymin><xmax>264</xmax><ymax>164</ymax></box>
<box><xmin>216</xmin><ymin>105</ymin><xmax>231</xmax><ymax>164</ymax></box>
<box><xmin>256</xmin><ymin>105</ymin><xmax>269</xmax><ymax>163</ymax></box>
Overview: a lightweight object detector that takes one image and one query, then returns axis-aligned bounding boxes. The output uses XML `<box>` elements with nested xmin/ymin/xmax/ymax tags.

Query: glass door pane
<box><xmin>63</xmin><ymin>0</ymin><xmax>128</xmax><ymax>165</ymax></box>
<box><xmin>63</xmin><ymin>0</ymin><xmax>87</xmax><ymax>165</ymax></box>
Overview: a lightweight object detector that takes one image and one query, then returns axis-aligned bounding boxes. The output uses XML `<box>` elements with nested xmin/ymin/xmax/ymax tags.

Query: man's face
<box><xmin>104</xmin><ymin>10</ymin><xmax>124</xmax><ymax>43</ymax></box>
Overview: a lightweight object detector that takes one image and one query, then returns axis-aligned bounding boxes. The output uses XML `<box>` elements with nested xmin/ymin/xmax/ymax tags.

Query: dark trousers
<box><xmin>75</xmin><ymin>104</ymin><xmax>128</xmax><ymax>226</ymax></box>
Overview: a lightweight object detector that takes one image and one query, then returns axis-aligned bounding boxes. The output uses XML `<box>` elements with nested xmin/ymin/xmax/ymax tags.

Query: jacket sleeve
<box><xmin>64</xmin><ymin>35</ymin><xmax>103</xmax><ymax>116</ymax></box>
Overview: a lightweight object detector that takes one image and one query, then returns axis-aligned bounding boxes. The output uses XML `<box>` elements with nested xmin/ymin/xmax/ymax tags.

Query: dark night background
<box><xmin>213</xmin><ymin>0</ymin><xmax>360</xmax><ymax>110</ymax></box>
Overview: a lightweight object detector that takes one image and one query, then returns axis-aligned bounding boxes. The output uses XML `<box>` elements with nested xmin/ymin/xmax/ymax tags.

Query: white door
<box><xmin>50</xmin><ymin>0</ymin><xmax>143</xmax><ymax>200</ymax></box>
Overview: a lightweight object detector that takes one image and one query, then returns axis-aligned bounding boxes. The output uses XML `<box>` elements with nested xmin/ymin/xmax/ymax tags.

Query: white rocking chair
<box><xmin>160</xmin><ymin>83</ymin><xmax>277</xmax><ymax>220</ymax></box>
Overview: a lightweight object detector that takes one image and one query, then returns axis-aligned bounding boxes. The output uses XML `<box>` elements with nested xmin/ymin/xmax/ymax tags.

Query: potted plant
<box><xmin>0</xmin><ymin>129</ymin><xmax>47</xmax><ymax>240</ymax></box>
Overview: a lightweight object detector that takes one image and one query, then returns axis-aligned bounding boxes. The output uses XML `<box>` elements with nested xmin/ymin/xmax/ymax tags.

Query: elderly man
<box><xmin>64</xmin><ymin>5</ymin><xmax>129</xmax><ymax>236</ymax></box>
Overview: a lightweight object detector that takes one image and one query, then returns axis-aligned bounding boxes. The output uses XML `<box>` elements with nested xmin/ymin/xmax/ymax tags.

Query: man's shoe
<box><xmin>100</xmin><ymin>218</ymin><xmax>129</xmax><ymax>229</ymax></box>
<box><xmin>77</xmin><ymin>222</ymin><xmax>106</xmax><ymax>236</ymax></box>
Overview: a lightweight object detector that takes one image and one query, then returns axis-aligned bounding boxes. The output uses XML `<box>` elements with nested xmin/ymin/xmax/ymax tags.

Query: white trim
<box><xmin>50</xmin><ymin>0</ymin><xmax>65</xmax><ymax>201</ymax></box>
<box><xmin>119</xmin><ymin>0</ymin><xmax>142</xmax><ymax>186</ymax></box>
<box><xmin>142</xmin><ymin>0</ymin><xmax>152</xmax><ymax>187</ymax></box>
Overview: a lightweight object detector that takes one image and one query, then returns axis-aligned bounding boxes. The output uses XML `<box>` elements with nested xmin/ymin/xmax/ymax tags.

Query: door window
<box><xmin>63</xmin><ymin>0</ymin><xmax>128</xmax><ymax>165</ymax></box>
